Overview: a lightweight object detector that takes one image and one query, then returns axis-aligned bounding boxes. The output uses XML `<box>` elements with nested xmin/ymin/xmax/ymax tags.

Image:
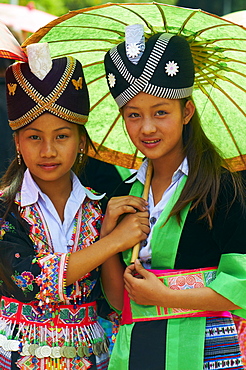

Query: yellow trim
<box><xmin>9</xmin><ymin>56</ymin><xmax>88</xmax><ymax>130</ymax></box>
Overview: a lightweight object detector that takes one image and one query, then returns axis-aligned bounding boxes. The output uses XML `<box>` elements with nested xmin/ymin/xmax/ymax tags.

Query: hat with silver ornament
<box><xmin>104</xmin><ymin>24</ymin><xmax>194</xmax><ymax>108</ymax></box>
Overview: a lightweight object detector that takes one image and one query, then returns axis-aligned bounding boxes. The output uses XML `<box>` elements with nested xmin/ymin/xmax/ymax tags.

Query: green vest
<box><xmin>122</xmin><ymin>176</ymin><xmax>206</xmax><ymax>369</ymax></box>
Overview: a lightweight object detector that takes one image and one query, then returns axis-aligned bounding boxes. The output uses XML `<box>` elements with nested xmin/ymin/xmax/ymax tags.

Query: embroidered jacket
<box><xmin>0</xmin><ymin>192</ymin><xmax>109</xmax><ymax>316</ymax></box>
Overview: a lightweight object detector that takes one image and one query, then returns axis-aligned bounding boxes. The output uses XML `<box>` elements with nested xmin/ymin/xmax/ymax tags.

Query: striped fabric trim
<box><xmin>204</xmin><ymin>317</ymin><xmax>243</xmax><ymax>369</ymax></box>
<box><xmin>114</xmin><ymin>34</ymin><xmax>172</xmax><ymax>107</ymax></box>
<box><xmin>110</xmin><ymin>46</ymin><xmax>136</xmax><ymax>86</ymax></box>
<box><xmin>0</xmin><ymin>348</ymin><xmax>11</xmax><ymax>370</ymax></box>
<box><xmin>110</xmin><ymin>33</ymin><xmax>193</xmax><ymax>107</ymax></box>
<box><xmin>96</xmin><ymin>352</ymin><xmax>110</xmax><ymax>369</ymax></box>
<box><xmin>9</xmin><ymin>56</ymin><xmax>87</xmax><ymax>129</ymax></box>
<box><xmin>143</xmin><ymin>83</ymin><xmax>193</xmax><ymax>99</ymax></box>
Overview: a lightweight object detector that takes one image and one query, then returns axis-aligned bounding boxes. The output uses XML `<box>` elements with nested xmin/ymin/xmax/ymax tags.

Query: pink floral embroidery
<box><xmin>12</xmin><ymin>271</ymin><xmax>35</xmax><ymax>294</ymax></box>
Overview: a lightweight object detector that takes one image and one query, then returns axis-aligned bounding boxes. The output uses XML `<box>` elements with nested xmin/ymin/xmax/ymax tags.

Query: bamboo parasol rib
<box><xmin>20</xmin><ymin>3</ymin><xmax>246</xmax><ymax>170</ymax></box>
<box><xmin>131</xmin><ymin>160</ymin><xmax>153</xmax><ymax>263</ymax></box>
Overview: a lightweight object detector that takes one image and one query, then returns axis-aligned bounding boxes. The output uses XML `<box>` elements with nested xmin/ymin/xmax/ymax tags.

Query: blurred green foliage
<box><xmin>2</xmin><ymin>0</ymin><xmax>245</xmax><ymax>18</ymax></box>
<box><xmin>64</xmin><ymin>0</ymin><xmax>177</xmax><ymax>14</ymax></box>
<box><xmin>2</xmin><ymin>0</ymin><xmax>178</xmax><ymax>16</ymax></box>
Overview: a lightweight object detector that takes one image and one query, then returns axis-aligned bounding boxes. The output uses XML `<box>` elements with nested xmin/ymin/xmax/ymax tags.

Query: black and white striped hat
<box><xmin>104</xmin><ymin>31</ymin><xmax>194</xmax><ymax>108</ymax></box>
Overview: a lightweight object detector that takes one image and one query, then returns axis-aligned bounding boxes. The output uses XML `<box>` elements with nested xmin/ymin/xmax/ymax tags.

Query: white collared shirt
<box><xmin>21</xmin><ymin>169</ymin><xmax>104</xmax><ymax>253</ymax></box>
<box><xmin>136</xmin><ymin>158</ymin><xmax>189</xmax><ymax>264</ymax></box>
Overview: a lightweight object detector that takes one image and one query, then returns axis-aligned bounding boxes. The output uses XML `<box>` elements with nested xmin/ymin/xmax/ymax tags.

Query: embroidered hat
<box><xmin>104</xmin><ymin>30</ymin><xmax>194</xmax><ymax>108</ymax></box>
<box><xmin>6</xmin><ymin>43</ymin><xmax>90</xmax><ymax>130</ymax></box>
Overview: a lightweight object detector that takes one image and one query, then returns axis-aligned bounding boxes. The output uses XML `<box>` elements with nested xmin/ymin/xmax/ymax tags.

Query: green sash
<box><xmin>110</xmin><ymin>174</ymin><xmax>246</xmax><ymax>370</ymax></box>
<box><xmin>114</xmin><ymin>165</ymin><xmax>132</xmax><ymax>181</ymax></box>
<box><xmin>122</xmin><ymin>175</ymin><xmax>206</xmax><ymax>370</ymax></box>
<box><xmin>123</xmin><ymin>175</ymin><xmax>190</xmax><ymax>267</ymax></box>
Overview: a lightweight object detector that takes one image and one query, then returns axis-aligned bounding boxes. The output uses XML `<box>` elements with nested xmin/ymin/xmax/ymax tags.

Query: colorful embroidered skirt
<box><xmin>108</xmin><ymin>316</ymin><xmax>243</xmax><ymax>370</ymax></box>
<box><xmin>234</xmin><ymin>315</ymin><xmax>246</xmax><ymax>369</ymax></box>
<box><xmin>204</xmin><ymin>317</ymin><xmax>243</xmax><ymax>369</ymax></box>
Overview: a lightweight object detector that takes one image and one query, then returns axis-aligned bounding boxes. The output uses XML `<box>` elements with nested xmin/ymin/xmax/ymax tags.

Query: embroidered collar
<box><xmin>20</xmin><ymin>169</ymin><xmax>105</xmax><ymax>207</ymax></box>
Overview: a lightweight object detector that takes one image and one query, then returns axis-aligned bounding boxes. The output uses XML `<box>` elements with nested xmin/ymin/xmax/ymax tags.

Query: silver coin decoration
<box><xmin>77</xmin><ymin>345</ymin><xmax>85</xmax><ymax>357</ymax></box>
<box><xmin>51</xmin><ymin>346</ymin><xmax>62</xmax><ymax>358</ymax></box>
<box><xmin>28</xmin><ymin>343</ymin><xmax>39</xmax><ymax>356</ymax></box>
<box><xmin>35</xmin><ymin>347</ymin><xmax>44</xmax><ymax>359</ymax></box>
<box><xmin>40</xmin><ymin>345</ymin><xmax>52</xmax><ymax>358</ymax></box>
<box><xmin>8</xmin><ymin>339</ymin><xmax>20</xmax><ymax>352</ymax></box>
<box><xmin>21</xmin><ymin>343</ymin><xmax>31</xmax><ymax>356</ymax></box>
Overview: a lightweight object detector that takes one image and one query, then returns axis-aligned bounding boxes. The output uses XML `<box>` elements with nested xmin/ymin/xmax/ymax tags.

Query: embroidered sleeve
<box><xmin>34</xmin><ymin>252</ymin><xmax>99</xmax><ymax>304</ymax></box>
<box><xmin>34</xmin><ymin>252</ymin><xmax>71</xmax><ymax>303</ymax></box>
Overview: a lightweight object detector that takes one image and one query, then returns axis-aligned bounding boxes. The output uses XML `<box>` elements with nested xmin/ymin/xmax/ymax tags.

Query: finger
<box><xmin>122</xmin><ymin>213</ymin><xmax>150</xmax><ymax>237</ymax></box>
<box><xmin>134</xmin><ymin>210</ymin><xmax>150</xmax><ymax>220</ymax></box>
<box><xmin>124</xmin><ymin>275</ymin><xmax>133</xmax><ymax>288</ymax></box>
<box><xmin>124</xmin><ymin>270</ymin><xmax>135</xmax><ymax>285</ymax></box>
<box><xmin>109</xmin><ymin>195</ymin><xmax>147</xmax><ymax>206</ymax></box>
<box><xmin>126</xmin><ymin>210</ymin><xmax>149</xmax><ymax>222</ymax></box>
<box><xmin>133</xmin><ymin>212</ymin><xmax>150</xmax><ymax>230</ymax></box>
<box><xmin>128</xmin><ymin>293</ymin><xmax>135</xmax><ymax>301</ymax></box>
<box><xmin>106</xmin><ymin>205</ymin><xmax>146</xmax><ymax>220</ymax></box>
<box><xmin>133</xmin><ymin>259</ymin><xmax>149</xmax><ymax>278</ymax></box>
<box><xmin>124</xmin><ymin>264</ymin><xmax>136</xmax><ymax>275</ymax></box>
<box><xmin>127</xmin><ymin>196</ymin><xmax>149</xmax><ymax>210</ymax></box>
<box><xmin>124</xmin><ymin>277</ymin><xmax>136</xmax><ymax>292</ymax></box>
<box><xmin>124</xmin><ymin>283</ymin><xmax>132</xmax><ymax>294</ymax></box>
<box><xmin>109</xmin><ymin>196</ymin><xmax>148</xmax><ymax>211</ymax></box>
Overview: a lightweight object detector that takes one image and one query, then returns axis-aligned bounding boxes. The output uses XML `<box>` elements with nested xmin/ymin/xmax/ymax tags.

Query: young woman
<box><xmin>0</xmin><ymin>43</ymin><xmax>149</xmax><ymax>370</ymax></box>
<box><xmin>104</xmin><ymin>26</ymin><xmax>246</xmax><ymax>370</ymax></box>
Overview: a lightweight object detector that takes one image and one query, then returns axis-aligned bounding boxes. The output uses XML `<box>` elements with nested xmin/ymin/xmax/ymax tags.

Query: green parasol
<box><xmin>23</xmin><ymin>3</ymin><xmax>246</xmax><ymax>170</ymax></box>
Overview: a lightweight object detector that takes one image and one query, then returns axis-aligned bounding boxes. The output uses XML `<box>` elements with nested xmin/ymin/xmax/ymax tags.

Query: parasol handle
<box><xmin>130</xmin><ymin>160</ymin><xmax>153</xmax><ymax>263</ymax></box>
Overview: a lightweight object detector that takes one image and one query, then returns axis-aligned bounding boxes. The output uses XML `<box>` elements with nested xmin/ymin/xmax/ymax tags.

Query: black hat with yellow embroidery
<box><xmin>104</xmin><ymin>25</ymin><xmax>194</xmax><ymax>108</ymax></box>
<box><xmin>6</xmin><ymin>43</ymin><xmax>90</xmax><ymax>130</ymax></box>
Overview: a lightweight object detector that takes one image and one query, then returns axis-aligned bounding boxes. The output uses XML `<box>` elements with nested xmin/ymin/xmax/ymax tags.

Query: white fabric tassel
<box><xmin>125</xmin><ymin>24</ymin><xmax>145</xmax><ymax>65</ymax></box>
<box><xmin>26</xmin><ymin>42</ymin><xmax>52</xmax><ymax>80</ymax></box>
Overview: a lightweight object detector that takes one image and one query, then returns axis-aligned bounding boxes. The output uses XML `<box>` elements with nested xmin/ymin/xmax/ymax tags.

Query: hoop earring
<box><xmin>17</xmin><ymin>151</ymin><xmax>22</xmax><ymax>166</ymax></box>
<box><xmin>79</xmin><ymin>148</ymin><xmax>84</xmax><ymax>164</ymax></box>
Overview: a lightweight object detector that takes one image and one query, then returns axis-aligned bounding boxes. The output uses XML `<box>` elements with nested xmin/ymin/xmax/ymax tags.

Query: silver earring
<box><xmin>17</xmin><ymin>151</ymin><xmax>22</xmax><ymax>166</ymax></box>
<box><xmin>79</xmin><ymin>148</ymin><xmax>84</xmax><ymax>164</ymax></box>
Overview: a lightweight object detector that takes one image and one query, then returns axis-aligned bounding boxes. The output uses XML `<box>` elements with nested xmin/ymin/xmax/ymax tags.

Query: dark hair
<box><xmin>169</xmin><ymin>97</ymin><xmax>245</xmax><ymax>228</ymax></box>
<box><xmin>0</xmin><ymin>58</ymin><xmax>12</xmax><ymax>73</ymax></box>
<box><xmin>72</xmin><ymin>124</ymin><xmax>96</xmax><ymax>174</ymax></box>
